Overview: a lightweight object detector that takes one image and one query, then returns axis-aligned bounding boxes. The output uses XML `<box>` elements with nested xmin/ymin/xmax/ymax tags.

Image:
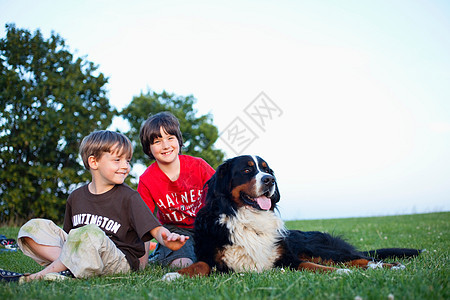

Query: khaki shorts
<box><xmin>18</xmin><ymin>219</ymin><xmax>131</xmax><ymax>278</ymax></box>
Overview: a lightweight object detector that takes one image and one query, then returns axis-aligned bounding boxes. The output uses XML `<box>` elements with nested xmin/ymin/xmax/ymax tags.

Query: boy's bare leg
<box><xmin>27</xmin><ymin>259</ymin><xmax>67</xmax><ymax>280</ymax></box>
<box><xmin>20</xmin><ymin>237</ymin><xmax>68</xmax><ymax>280</ymax></box>
<box><xmin>170</xmin><ymin>258</ymin><xmax>193</xmax><ymax>268</ymax></box>
<box><xmin>22</xmin><ymin>237</ymin><xmax>62</xmax><ymax>262</ymax></box>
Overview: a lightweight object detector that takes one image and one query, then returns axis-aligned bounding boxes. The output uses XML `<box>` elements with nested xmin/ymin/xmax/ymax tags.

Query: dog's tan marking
<box><xmin>298</xmin><ymin>262</ymin><xmax>339</xmax><ymax>272</ymax></box>
<box><xmin>231</xmin><ymin>180</ymin><xmax>257</xmax><ymax>206</ymax></box>
<box><xmin>345</xmin><ymin>259</ymin><xmax>372</xmax><ymax>268</ymax></box>
<box><xmin>299</xmin><ymin>255</ymin><xmax>335</xmax><ymax>266</ymax></box>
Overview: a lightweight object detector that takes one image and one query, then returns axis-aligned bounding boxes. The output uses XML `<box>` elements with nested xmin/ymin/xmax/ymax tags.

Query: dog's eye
<box><xmin>243</xmin><ymin>168</ymin><xmax>252</xmax><ymax>174</ymax></box>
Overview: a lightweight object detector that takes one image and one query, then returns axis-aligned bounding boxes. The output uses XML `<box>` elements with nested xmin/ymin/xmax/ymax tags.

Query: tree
<box><xmin>0</xmin><ymin>24</ymin><xmax>115</xmax><ymax>224</ymax></box>
<box><xmin>121</xmin><ymin>90</ymin><xmax>224</xmax><ymax>169</ymax></box>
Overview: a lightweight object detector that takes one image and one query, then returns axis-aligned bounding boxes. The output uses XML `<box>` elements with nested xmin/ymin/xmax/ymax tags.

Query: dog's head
<box><xmin>206</xmin><ymin>155</ymin><xmax>280</xmax><ymax>212</ymax></box>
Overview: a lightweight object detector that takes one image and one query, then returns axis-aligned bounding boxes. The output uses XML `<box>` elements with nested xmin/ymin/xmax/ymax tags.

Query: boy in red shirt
<box><xmin>138</xmin><ymin>112</ymin><xmax>215</xmax><ymax>268</ymax></box>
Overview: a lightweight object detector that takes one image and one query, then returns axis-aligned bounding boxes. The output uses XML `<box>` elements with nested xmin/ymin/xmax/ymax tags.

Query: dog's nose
<box><xmin>262</xmin><ymin>175</ymin><xmax>275</xmax><ymax>186</ymax></box>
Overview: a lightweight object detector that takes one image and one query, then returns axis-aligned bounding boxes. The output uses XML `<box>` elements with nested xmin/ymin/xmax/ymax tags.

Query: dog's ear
<box><xmin>203</xmin><ymin>158</ymin><xmax>231</xmax><ymax>198</ymax></box>
<box><xmin>270</xmin><ymin>169</ymin><xmax>281</xmax><ymax>210</ymax></box>
<box><xmin>216</xmin><ymin>159</ymin><xmax>231</xmax><ymax>180</ymax></box>
<box><xmin>203</xmin><ymin>158</ymin><xmax>236</xmax><ymax>214</ymax></box>
<box><xmin>210</xmin><ymin>158</ymin><xmax>232</xmax><ymax>196</ymax></box>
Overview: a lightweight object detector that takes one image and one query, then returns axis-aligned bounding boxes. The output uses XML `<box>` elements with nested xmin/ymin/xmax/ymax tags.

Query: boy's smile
<box><xmin>161</xmin><ymin>149</ymin><xmax>174</xmax><ymax>156</ymax></box>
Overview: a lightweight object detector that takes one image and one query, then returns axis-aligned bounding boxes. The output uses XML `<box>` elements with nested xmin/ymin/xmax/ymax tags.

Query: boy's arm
<box><xmin>139</xmin><ymin>241</ymin><xmax>152</xmax><ymax>270</ymax></box>
<box><xmin>150</xmin><ymin>226</ymin><xmax>189</xmax><ymax>251</ymax></box>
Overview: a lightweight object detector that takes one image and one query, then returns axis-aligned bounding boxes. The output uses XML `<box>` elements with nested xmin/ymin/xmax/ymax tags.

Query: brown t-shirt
<box><xmin>63</xmin><ymin>184</ymin><xmax>161</xmax><ymax>270</ymax></box>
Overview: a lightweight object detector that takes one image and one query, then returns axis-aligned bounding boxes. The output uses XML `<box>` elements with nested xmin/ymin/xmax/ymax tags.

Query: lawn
<box><xmin>1</xmin><ymin>212</ymin><xmax>448</xmax><ymax>300</ymax></box>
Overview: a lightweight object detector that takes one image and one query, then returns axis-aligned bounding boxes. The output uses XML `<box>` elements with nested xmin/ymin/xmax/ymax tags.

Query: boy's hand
<box><xmin>161</xmin><ymin>231</ymin><xmax>189</xmax><ymax>251</ymax></box>
<box><xmin>151</xmin><ymin>226</ymin><xmax>189</xmax><ymax>251</ymax></box>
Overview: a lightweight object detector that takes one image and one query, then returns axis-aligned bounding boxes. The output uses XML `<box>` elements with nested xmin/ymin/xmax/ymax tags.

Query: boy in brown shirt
<box><xmin>1</xmin><ymin>130</ymin><xmax>188</xmax><ymax>282</ymax></box>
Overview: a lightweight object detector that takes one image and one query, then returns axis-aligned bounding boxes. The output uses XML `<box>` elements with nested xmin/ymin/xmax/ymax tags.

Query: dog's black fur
<box><xmin>168</xmin><ymin>155</ymin><xmax>421</xmax><ymax>278</ymax></box>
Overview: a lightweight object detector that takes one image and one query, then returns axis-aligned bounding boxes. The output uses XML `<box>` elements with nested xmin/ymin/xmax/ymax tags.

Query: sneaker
<box><xmin>58</xmin><ymin>269</ymin><xmax>75</xmax><ymax>278</ymax></box>
<box><xmin>0</xmin><ymin>269</ymin><xmax>25</xmax><ymax>283</ymax></box>
<box><xmin>0</xmin><ymin>238</ymin><xmax>17</xmax><ymax>247</ymax></box>
<box><xmin>40</xmin><ymin>269</ymin><xmax>75</xmax><ymax>281</ymax></box>
<box><xmin>42</xmin><ymin>273</ymin><xmax>72</xmax><ymax>281</ymax></box>
<box><xmin>0</xmin><ymin>239</ymin><xmax>18</xmax><ymax>252</ymax></box>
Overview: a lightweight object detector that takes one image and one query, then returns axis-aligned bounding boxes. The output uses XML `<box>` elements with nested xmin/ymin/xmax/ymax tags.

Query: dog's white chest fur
<box><xmin>218</xmin><ymin>207</ymin><xmax>286</xmax><ymax>272</ymax></box>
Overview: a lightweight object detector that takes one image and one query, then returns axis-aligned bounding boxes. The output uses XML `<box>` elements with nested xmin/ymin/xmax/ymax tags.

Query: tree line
<box><xmin>0</xmin><ymin>24</ymin><xmax>224</xmax><ymax>225</ymax></box>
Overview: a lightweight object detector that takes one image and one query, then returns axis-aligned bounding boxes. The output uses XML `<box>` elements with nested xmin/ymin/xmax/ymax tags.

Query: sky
<box><xmin>1</xmin><ymin>0</ymin><xmax>449</xmax><ymax>220</ymax></box>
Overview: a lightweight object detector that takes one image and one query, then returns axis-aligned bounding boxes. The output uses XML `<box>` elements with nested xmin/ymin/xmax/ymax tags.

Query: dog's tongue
<box><xmin>255</xmin><ymin>196</ymin><xmax>271</xmax><ymax>210</ymax></box>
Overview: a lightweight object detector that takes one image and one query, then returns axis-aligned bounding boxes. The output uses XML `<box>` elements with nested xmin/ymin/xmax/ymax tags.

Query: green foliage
<box><xmin>1</xmin><ymin>212</ymin><xmax>448</xmax><ymax>299</ymax></box>
<box><xmin>0</xmin><ymin>24</ymin><xmax>115</xmax><ymax>224</ymax></box>
<box><xmin>0</xmin><ymin>24</ymin><xmax>225</xmax><ymax>224</ymax></box>
<box><xmin>121</xmin><ymin>90</ymin><xmax>224</xmax><ymax>169</ymax></box>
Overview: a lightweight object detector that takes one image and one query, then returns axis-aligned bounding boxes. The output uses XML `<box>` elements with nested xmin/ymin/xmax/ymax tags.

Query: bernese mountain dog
<box><xmin>163</xmin><ymin>155</ymin><xmax>421</xmax><ymax>280</ymax></box>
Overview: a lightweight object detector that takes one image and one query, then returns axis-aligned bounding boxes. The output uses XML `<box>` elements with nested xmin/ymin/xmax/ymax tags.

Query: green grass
<box><xmin>1</xmin><ymin>212</ymin><xmax>448</xmax><ymax>299</ymax></box>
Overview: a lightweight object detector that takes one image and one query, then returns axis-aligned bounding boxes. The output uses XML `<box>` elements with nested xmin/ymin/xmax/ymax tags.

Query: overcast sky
<box><xmin>2</xmin><ymin>0</ymin><xmax>449</xmax><ymax>220</ymax></box>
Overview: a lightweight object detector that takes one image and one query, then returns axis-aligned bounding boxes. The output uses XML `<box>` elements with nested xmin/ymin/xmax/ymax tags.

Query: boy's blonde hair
<box><xmin>80</xmin><ymin>130</ymin><xmax>133</xmax><ymax>170</ymax></box>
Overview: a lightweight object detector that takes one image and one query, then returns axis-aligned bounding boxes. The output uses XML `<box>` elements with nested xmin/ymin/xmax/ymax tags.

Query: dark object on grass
<box><xmin>0</xmin><ymin>269</ymin><xmax>24</xmax><ymax>282</ymax></box>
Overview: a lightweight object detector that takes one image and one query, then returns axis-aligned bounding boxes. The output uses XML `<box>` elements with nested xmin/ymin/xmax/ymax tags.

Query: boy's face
<box><xmin>150</xmin><ymin>127</ymin><xmax>180</xmax><ymax>165</ymax></box>
<box><xmin>90</xmin><ymin>149</ymin><xmax>131</xmax><ymax>186</ymax></box>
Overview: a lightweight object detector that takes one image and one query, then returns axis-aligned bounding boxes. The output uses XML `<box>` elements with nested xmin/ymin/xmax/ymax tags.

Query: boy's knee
<box><xmin>68</xmin><ymin>224</ymin><xmax>104</xmax><ymax>237</ymax></box>
<box><xmin>170</xmin><ymin>258</ymin><xmax>193</xmax><ymax>268</ymax></box>
<box><xmin>20</xmin><ymin>218</ymin><xmax>53</xmax><ymax>231</ymax></box>
<box><xmin>18</xmin><ymin>218</ymin><xmax>60</xmax><ymax>243</ymax></box>
<box><xmin>66</xmin><ymin>224</ymin><xmax>108</xmax><ymax>248</ymax></box>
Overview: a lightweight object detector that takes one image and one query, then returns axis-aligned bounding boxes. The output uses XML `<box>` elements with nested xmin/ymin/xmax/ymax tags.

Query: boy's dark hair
<box><xmin>80</xmin><ymin>130</ymin><xmax>133</xmax><ymax>170</ymax></box>
<box><xmin>140</xmin><ymin>111</ymin><xmax>184</xmax><ymax>160</ymax></box>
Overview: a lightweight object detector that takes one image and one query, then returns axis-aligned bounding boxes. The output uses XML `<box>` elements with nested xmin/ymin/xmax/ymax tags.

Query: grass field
<box><xmin>1</xmin><ymin>212</ymin><xmax>448</xmax><ymax>299</ymax></box>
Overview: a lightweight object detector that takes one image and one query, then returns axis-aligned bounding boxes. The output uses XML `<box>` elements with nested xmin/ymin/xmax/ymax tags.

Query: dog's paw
<box><xmin>336</xmin><ymin>268</ymin><xmax>352</xmax><ymax>274</ymax></box>
<box><xmin>391</xmin><ymin>264</ymin><xmax>406</xmax><ymax>270</ymax></box>
<box><xmin>367</xmin><ymin>261</ymin><xmax>384</xmax><ymax>269</ymax></box>
<box><xmin>162</xmin><ymin>272</ymin><xmax>182</xmax><ymax>281</ymax></box>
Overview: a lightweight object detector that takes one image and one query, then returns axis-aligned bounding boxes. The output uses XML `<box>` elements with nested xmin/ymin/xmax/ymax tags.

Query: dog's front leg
<box><xmin>162</xmin><ymin>261</ymin><xmax>211</xmax><ymax>281</ymax></box>
<box><xmin>178</xmin><ymin>261</ymin><xmax>211</xmax><ymax>277</ymax></box>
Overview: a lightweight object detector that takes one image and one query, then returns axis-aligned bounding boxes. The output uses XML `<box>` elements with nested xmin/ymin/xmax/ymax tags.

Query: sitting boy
<box><xmin>137</xmin><ymin>112</ymin><xmax>215</xmax><ymax>268</ymax></box>
<box><xmin>0</xmin><ymin>130</ymin><xmax>188</xmax><ymax>282</ymax></box>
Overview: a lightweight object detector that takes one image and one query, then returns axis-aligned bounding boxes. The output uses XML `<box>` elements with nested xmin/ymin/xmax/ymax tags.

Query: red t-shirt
<box><xmin>137</xmin><ymin>155</ymin><xmax>215</xmax><ymax>228</ymax></box>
